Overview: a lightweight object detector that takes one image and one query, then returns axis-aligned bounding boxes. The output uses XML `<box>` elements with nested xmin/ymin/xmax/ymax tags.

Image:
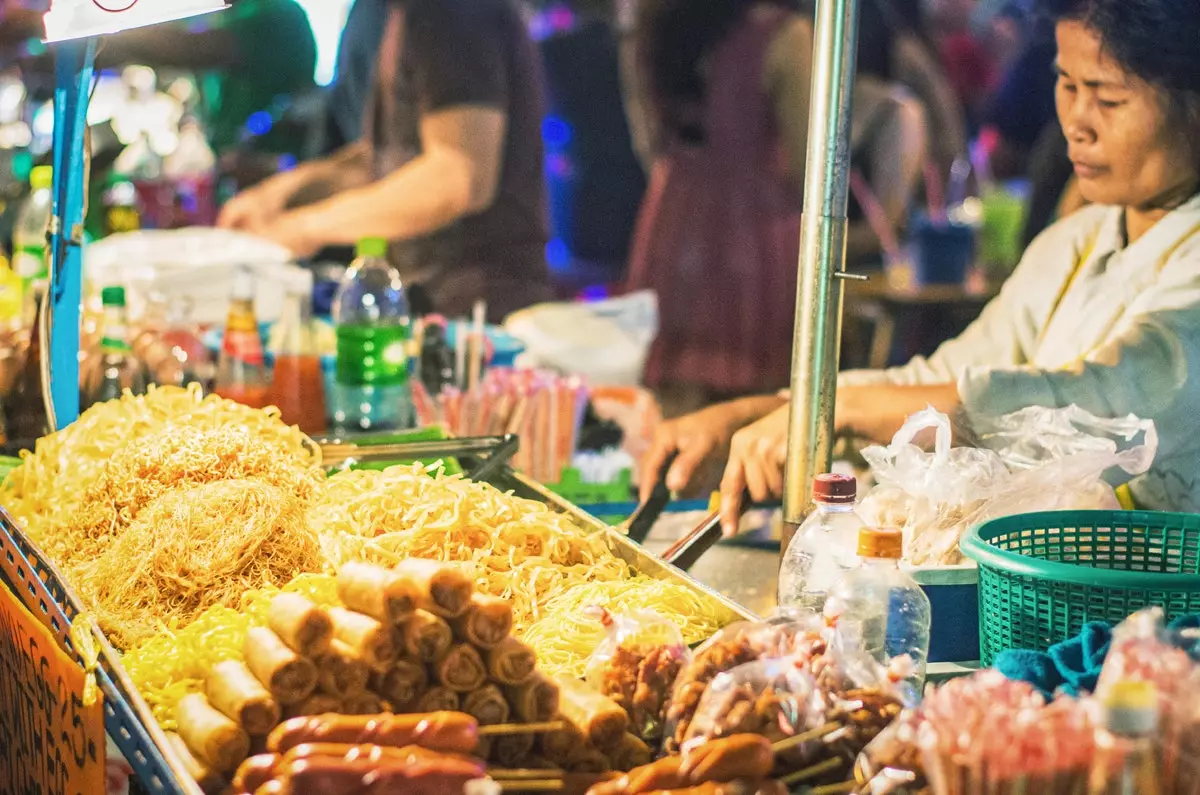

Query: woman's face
<box><xmin>1055</xmin><ymin>20</ymin><xmax>1199</xmax><ymax>210</ymax></box>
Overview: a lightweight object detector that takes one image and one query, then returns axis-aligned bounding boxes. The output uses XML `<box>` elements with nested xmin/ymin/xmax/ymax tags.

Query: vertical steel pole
<box><xmin>781</xmin><ymin>0</ymin><xmax>860</xmax><ymax>550</ymax></box>
<box><xmin>45</xmin><ymin>37</ymin><xmax>97</xmax><ymax>431</ymax></box>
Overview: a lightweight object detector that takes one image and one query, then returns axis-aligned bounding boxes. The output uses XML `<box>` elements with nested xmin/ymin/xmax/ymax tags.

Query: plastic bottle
<box><xmin>268</xmin><ymin>269</ymin><xmax>327</xmax><ymax>435</ymax></box>
<box><xmin>778</xmin><ymin>473</ymin><xmax>865</xmax><ymax>613</ymax></box>
<box><xmin>419</xmin><ymin>318</ymin><xmax>456</xmax><ymax>394</ymax></box>
<box><xmin>6</xmin><ymin>280</ymin><xmax>48</xmax><ymax>441</ymax></box>
<box><xmin>13</xmin><ymin>165</ymin><xmax>51</xmax><ymax>292</ymax></box>
<box><xmin>82</xmin><ymin>286</ymin><xmax>147</xmax><ymax>409</ymax></box>
<box><xmin>826</xmin><ymin>527</ymin><xmax>931</xmax><ymax>686</ymax></box>
<box><xmin>213</xmin><ymin>265</ymin><xmax>269</xmax><ymax>408</ymax></box>
<box><xmin>331</xmin><ymin>238</ymin><xmax>413</xmax><ymax>433</ymax></box>
<box><xmin>1088</xmin><ymin>680</ymin><xmax>1162</xmax><ymax>795</ymax></box>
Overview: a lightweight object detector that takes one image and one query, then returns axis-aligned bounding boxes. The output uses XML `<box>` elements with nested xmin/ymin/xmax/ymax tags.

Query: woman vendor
<box><xmin>641</xmin><ymin>0</ymin><xmax>1200</xmax><ymax>535</ymax></box>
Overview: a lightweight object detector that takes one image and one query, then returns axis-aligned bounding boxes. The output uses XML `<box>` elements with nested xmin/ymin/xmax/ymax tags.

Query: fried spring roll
<box><xmin>327</xmin><ymin>606</ymin><xmax>399</xmax><ymax>672</ymax></box>
<box><xmin>165</xmin><ymin>730</ymin><xmax>225</xmax><ymax>794</ymax></box>
<box><xmin>450</xmin><ymin>594</ymin><xmax>513</xmax><ymax>649</ymax></box>
<box><xmin>176</xmin><ymin>692</ymin><xmax>252</xmax><ymax>773</ymax></box>
<box><xmin>283</xmin><ymin>693</ymin><xmax>342</xmax><ymax>720</ymax></box>
<box><xmin>315</xmin><ymin>639</ymin><xmax>371</xmax><ymax>698</ymax></box>
<box><xmin>403</xmin><ymin>609</ymin><xmax>454</xmax><ymax>663</ymax></box>
<box><xmin>610</xmin><ymin>733</ymin><xmax>653</xmax><ymax>771</ymax></box>
<box><xmin>505</xmin><ymin>673</ymin><xmax>560</xmax><ymax>723</ymax></box>
<box><xmin>206</xmin><ymin>660</ymin><xmax>282</xmax><ymax>736</ymax></box>
<box><xmin>462</xmin><ymin>684</ymin><xmax>510</xmax><ymax>726</ymax></box>
<box><xmin>486</xmin><ymin>636</ymin><xmax>537</xmax><ymax>685</ymax></box>
<box><xmin>336</xmin><ymin>562</ymin><xmax>420</xmax><ymax>625</ymax></box>
<box><xmin>266</xmin><ymin>593</ymin><xmax>334</xmax><ymax>658</ymax></box>
<box><xmin>394</xmin><ymin>559</ymin><xmax>473</xmax><ymax>618</ymax></box>
<box><xmin>569</xmin><ymin>748</ymin><xmax>612</xmax><ymax>774</ymax></box>
<box><xmin>341</xmin><ymin>690</ymin><xmax>386</xmax><ymax>715</ymax></box>
<box><xmin>416</xmin><ymin>686</ymin><xmax>461</xmax><ymax>713</ymax></box>
<box><xmin>244</xmin><ymin>627</ymin><xmax>319</xmax><ymax>706</ymax></box>
<box><xmin>490</xmin><ymin>732</ymin><xmax>536</xmax><ymax>767</ymax></box>
<box><xmin>555</xmin><ymin>675</ymin><xmax>629</xmax><ymax>752</ymax></box>
<box><xmin>541</xmin><ymin>723</ymin><xmax>588</xmax><ymax>767</ymax></box>
<box><xmin>232</xmin><ymin>753</ymin><xmax>279</xmax><ymax>794</ymax></box>
<box><xmin>433</xmin><ymin>643</ymin><xmax>487</xmax><ymax>692</ymax></box>
<box><xmin>374</xmin><ymin>660</ymin><xmax>429</xmax><ymax>709</ymax></box>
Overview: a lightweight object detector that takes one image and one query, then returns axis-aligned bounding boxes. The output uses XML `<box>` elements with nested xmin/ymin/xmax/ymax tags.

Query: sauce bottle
<box><xmin>268</xmin><ymin>269</ymin><xmax>327</xmax><ymax>435</ymax></box>
<box><xmin>213</xmin><ymin>265</ymin><xmax>269</xmax><ymax>408</ymax></box>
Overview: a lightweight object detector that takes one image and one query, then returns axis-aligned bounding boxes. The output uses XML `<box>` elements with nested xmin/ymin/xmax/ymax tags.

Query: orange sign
<box><xmin>0</xmin><ymin>582</ymin><xmax>106</xmax><ymax>795</ymax></box>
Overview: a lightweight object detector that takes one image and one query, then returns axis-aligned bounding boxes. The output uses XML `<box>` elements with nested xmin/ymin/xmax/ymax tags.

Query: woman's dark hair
<box><xmin>1042</xmin><ymin>0</ymin><xmax>1200</xmax><ymax>111</ymax></box>
<box><xmin>637</xmin><ymin>0</ymin><xmax>799</xmax><ymax>140</ymax></box>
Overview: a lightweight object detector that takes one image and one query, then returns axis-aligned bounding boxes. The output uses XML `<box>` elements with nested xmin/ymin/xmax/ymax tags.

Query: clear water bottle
<box><xmin>13</xmin><ymin>165</ymin><xmax>52</xmax><ymax>291</ymax></box>
<box><xmin>778</xmin><ymin>474</ymin><xmax>864</xmax><ymax>613</ymax></box>
<box><xmin>826</xmin><ymin>527</ymin><xmax>931</xmax><ymax>686</ymax></box>
<box><xmin>331</xmin><ymin>238</ymin><xmax>413</xmax><ymax>433</ymax></box>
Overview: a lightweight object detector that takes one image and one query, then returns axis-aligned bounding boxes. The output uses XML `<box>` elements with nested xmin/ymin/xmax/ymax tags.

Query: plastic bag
<box><xmin>853</xmin><ymin>709</ymin><xmax>928</xmax><ymax>795</ymax></box>
<box><xmin>585</xmin><ymin>607</ymin><xmax>692</xmax><ymax>744</ymax></box>
<box><xmin>859</xmin><ymin>405</ymin><xmax>1156</xmax><ymax>565</ymax></box>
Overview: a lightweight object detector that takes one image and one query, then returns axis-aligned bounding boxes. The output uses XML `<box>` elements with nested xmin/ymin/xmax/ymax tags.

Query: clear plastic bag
<box><xmin>584</xmin><ymin>607</ymin><xmax>692</xmax><ymax>744</ymax></box>
<box><xmin>859</xmin><ymin>405</ymin><xmax>1156</xmax><ymax>565</ymax></box>
<box><xmin>853</xmin><ymin>709</ymin><xmax>928</xmax><ymax>795</ymax></box>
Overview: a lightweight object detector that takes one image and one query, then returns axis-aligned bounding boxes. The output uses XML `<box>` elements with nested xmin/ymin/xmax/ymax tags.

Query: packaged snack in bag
<box><xmin>664</xmin><ymin>618</ymin><xmax>826</xmax><ymax>753</ymax></box>
<box><xmin>853</xmin><ymin>709</ymin><xmax>929</xmax><ymax>794</ymax></box>
<box><xmin>584</xmin><ymin>607</ymin><xmax>692</xmax><ymax>745</ymax></box>
<box><xmin>916</xmin><ymin>670</ymin><xmax>1094</xmax><ymax>795</ymax></box>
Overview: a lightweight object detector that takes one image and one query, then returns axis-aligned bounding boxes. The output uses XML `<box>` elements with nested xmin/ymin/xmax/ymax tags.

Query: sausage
<box><xmin>233</xmin><ymin>753</ymin><xmax>280</xmax><ymax>793</ymax></box>
<box><xmin>678</xmin><ymin>735</ymin><xmax>774</xmax><ymax>783</ymax></box>
<box><xmin>266</xmin><ymin>712</ymin><xmax>479</xmax><ymax>754</ymax></box>
<box><xmin>281</xmin><ymin>742</ymin><xmax>484</xmax><ymax>775</ymax></box>
<box><xmin>623</xmin><ymin>756</ymin><xmax>687</xmax><ymax>793</ymax></box>
<box><xmin>269</xmin><ymin>756</ymin><xmax>478</xmax><ymax>795</ymax></box>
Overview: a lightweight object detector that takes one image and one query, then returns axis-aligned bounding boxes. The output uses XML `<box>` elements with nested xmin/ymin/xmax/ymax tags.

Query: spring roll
<box><xmin>176</xmin><ymin>692</ymin><xmax>251</xmax><ymax>773</ymax></box>
<box><xmin>328</xmin><ymin>607</ymin><xmax>399</xmax><ymax>672</ymax></box>
<box><xmin>416</xmin><ymin>686</ymin><xmax>461</xmax><ymax>713</ymax></box>
<box><xmin>433</xmin><ymin>643</ymin><xmax>487</xmax><ymax>692</ymax></box>
<box><xmin>402</xmin><ymin>609</ymin><xmax>453</xmax><ymax>663</ymax></box>
<box><xmin>450</xmin><ymin>594</ymin><xmax>513</xmax><ymax>649</ymax></box>
<box><xmin>486</xmin><ymin>636</ymin><xmax>537</xmax><ymax>685</ymax></box>
<box><xmin>374</xmin><ymin>660</ymin><xmax>429</xmax><ymax>709</ymax></box>
<box><xmin>315</xmin><ymin>639</ymin><xmax>371</xmax><ymax>698</ymax></box>
<box><xmin>206</xmin><ymin>660</ymin><xmax>282</xmax><ymax>736</ymax></box>
<box><xmin>490</xmin><ymin>732</ymin><xmax>536</xmax><ymax>767</ymax></box>
<box><xmin>283</xmin><ymin>693</ymin><xmax>343</xmax><ymax>720</ymax></box>
<box><xmin>165</xmin><ymin>730</ymin><xmax>225</xmax><ymax>794</ymax></box>
<box><xmin>341</xmin><ymin>690</ymin><xmax>385</xmax><ymax>715</ymax></box>
<box><xmin>609</xmin><ymin>733</ymin><xmax>652</xmax><ymax>771</ymax></box>
<box><xmin>505</xmin><ymin>673</ymin><xmax>560</xmax><ymax>723</ymax></box>
<box><xmin>555</xmin><ymin>675</ymin><xmax>629</xmax><ymax>752</ymax></box>
<box><xmin>569</xmin><ymin>747</ymin><xmax>613</xmax><ymax>774</ymax></box>
<box><xmin>394</xmin><ymin>559</ymin><xmax>473</xmax><ymax>618</ymax></box>
<box><xmin>541</xmin><ymin>723</ymin><xmax>587</xmax><ymax>768</ymax></box>
<box><xmin>462</xmin><ymin>684</ymin><xmax>510</xmax><ymax>726</ymax></box>
<box><xmin>266</xmin><ymin>593</ymin><xmax>333</xmax><ymax>658</ymax></box>
<box><xmin>244</xmin><ymin>627</ymin><xmax>319</xmax><ymax>706</ymax></box>
<box><xmin>336</xmin><ymin>562</ymin><xmax>420</xmax><ymax>625</ymax></box>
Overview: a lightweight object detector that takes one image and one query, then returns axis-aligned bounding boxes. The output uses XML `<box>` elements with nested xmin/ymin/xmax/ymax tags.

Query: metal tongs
<box><xmin>319</xmin><ymin>433</ymin><xmax>520</xmax><ymax>481</ymax></box>
<box><xmin>625</xmin><ymin>452</ymin><xmax>677</xmax><ymax>544</ymax></box>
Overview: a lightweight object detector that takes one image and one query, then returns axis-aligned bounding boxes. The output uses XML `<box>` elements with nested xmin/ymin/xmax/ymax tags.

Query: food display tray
<box><xmin>0</xmin><ymin>438</ymin><xmax>756</xmax><ymax>794</ymax></box>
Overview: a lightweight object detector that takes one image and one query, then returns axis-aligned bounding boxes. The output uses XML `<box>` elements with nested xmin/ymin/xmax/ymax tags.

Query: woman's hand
<box><xmin>216</xmin><ymin>179</ymin><xmax>291</xmax><ymax>232</ymax></box>
<box><xmin>639</xmin><ymin>395</ymin><xmax>786</xmax><ymax>501</ymax></box>
<box><xmin>719</xmin><ymin>403</ymin><xmax>790</xmax><ymax>536</ymax></box>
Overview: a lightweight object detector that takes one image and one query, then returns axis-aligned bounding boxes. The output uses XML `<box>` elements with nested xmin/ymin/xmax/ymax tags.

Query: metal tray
<box><xmin>0</xmin><ymin>439</ymin><xmax>755</xmax><ymax>795</ymax></box>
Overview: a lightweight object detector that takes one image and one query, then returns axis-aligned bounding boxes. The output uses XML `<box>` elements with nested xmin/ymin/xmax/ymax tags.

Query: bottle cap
<box><xmin>356</xmin><ymin>238</ymin><xmax>388</xmax><ymax>259</ymax></box>
<box><xmin>813</xmin><ymin>473</ymin><xmax>856</xmax><ymax>504</ymax></box>
<box><xmin>100</xmin><ymin>285</ymin><xmax>126</xmax><ymax>306</ymax></box>
<box><xmin>29</xmin><ymin>165</ymin><xmax>52</xmax><ymax>191</ymax></box>
<box><xmin>1104</xmin><ymin>680</ymin><xmax>1159</xmax><ymax>735</ymax></box>
<box><xmin>857</xmin><ymin>527</ymin><xmax>903</xmax><ymax>559</ymax></box>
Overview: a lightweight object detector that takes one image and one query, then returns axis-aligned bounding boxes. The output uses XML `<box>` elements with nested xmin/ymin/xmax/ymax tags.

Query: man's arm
<box><xmin>263</xmin><ymin>106</ymin><xmax>506</xmax><ymax>254</ymax></box>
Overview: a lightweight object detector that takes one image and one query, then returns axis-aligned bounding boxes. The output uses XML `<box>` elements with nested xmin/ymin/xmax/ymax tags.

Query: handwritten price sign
<box><xmin>0</xmin><ymin>584</ymin><xmax>105</xmax><ymax>795</ymax></box>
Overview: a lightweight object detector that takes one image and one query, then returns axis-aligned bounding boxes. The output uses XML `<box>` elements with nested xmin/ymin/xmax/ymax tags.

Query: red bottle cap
<box><xmin>813</xmin><ymin>473</ymin><xmax>856</xmax><ymax>504</ymax></box>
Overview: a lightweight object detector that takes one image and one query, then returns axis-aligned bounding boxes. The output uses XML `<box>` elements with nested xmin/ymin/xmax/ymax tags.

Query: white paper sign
<box><xmin>44</xmin><ymin>0</ymin><xmax>228</xmax><ymax>43</ymax></box>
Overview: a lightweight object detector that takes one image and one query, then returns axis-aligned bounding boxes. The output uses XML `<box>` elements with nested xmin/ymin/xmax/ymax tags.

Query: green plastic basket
<box><xmin>960</xmin><ymin>510</ymin><xmax>1200</xmax><ymax>664</ymax></box>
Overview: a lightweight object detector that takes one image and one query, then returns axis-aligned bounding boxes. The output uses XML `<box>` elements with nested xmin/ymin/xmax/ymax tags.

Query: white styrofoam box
<box><xmin>84</xmin><ymin>228</ymin><xmax>303</xmax><ymax>325</ymax></box>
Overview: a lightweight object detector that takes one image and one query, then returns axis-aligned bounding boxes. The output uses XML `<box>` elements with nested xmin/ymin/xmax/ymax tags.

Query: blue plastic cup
<box><xmin>910</xmin><ymin>214</ymin><xmax>976</xmax><ymax>286</ymax></box>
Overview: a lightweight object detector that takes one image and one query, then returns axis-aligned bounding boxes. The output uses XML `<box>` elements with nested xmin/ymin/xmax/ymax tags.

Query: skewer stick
<box><xmin>496</xmin><ymin>782</ymin><xmax>565</xmax><ymax>792</ymax></box>
<box><xmin>489</xmin><ymin>769</ymin><xmax>565</xmax><ymax>780</ymax></box>
<box><xmin>780</xmin><ymin>757</ymin><xmax>845</xmax><ymax>786</ymax></box>
<box><xmin>771</xmin><ymin>722</ymin><xmax>840</xmax><ymax>753</ymax></box>
<box><xmin>810</xmin><ymin>782</ymin><xmax>858</xmax><ymax>795</ymax></box>
<box><xmin>479</xmin><ymin>720</ymin><xmax>564</xmax><ymax>736</ymax></box>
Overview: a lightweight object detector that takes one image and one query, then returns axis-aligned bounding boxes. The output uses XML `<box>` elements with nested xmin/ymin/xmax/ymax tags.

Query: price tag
<box><xmin>0</xmin><ymin>583</ymin><xmax>105</xmax><ymax>795</ymax></box>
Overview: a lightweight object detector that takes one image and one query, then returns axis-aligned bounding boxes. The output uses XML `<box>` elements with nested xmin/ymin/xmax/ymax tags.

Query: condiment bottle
<box><xmin>6</xmin><ymin>277</ymin><xmax>48</xmax><ymax>441</ymax></box>
<box><xmin>825</xmin><ymin>527</ymin><xmax>931</xmax><ymax>687</ymax></box>
<box><xmin>213</xmin><ymin>265</ymin><xmax>269</xmax><ymax>408</ymax></box>
<box><xmin>81</xmin><ymin>286</ymin><xmax>147</xmax><ymax>409</ymax></box>
<box><xmin>1088</xmin><ymin>680</ymin><xmax>1162</xmax><ymax>795</ymax></box>
<box><xmin>268</xmin><ymin>269</ymin><xmax>327</xmax><ymax>435</ymax></box>
<box><xmin>330</xmin><ymin>238</ymin><xmax>413</xmax><ymax>432</ymax></box>
<box><xmin>778</xmin><ymin>473</ymin><xmax>864</xmax><ymax>614</ymax></box>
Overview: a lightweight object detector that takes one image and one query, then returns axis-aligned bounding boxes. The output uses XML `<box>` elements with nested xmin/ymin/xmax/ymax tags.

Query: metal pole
<box><xmin>781</xmin><ymin>0</ymin><xmax>860</xmax><ymax>549</ymax></box>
